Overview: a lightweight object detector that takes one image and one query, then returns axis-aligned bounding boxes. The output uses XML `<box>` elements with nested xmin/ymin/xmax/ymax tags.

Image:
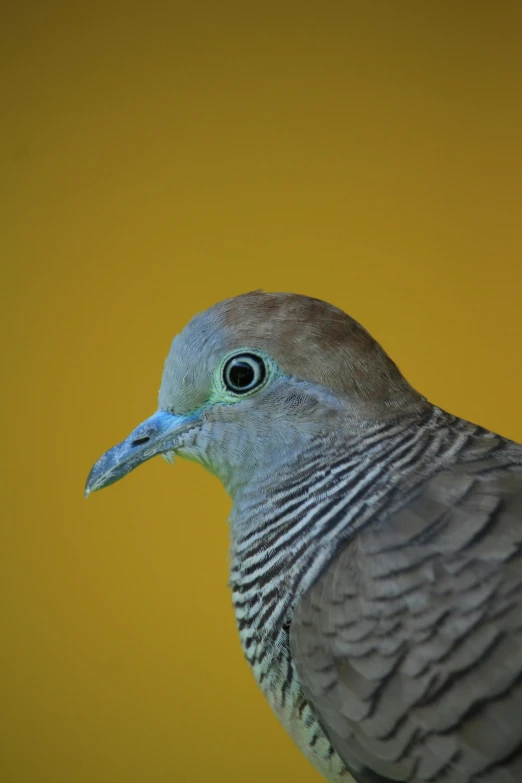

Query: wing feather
<box><xmin>291</xmin><ymin>462</ymin><xmax>522</xmax><ymax>783</ymax></box>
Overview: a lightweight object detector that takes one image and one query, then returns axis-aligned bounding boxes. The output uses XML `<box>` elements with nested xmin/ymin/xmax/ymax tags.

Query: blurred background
<box><xmin>2</xmin><ymin>2</ymin><xmax>522</xmax><ymax>781</ymax></box>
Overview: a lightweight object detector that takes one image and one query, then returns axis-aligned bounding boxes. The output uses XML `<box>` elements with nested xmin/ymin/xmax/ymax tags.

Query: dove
<box><xmin>86</xmin><ymin>291</ymin><xmax>522</xmax><ymax>783</ymax></box>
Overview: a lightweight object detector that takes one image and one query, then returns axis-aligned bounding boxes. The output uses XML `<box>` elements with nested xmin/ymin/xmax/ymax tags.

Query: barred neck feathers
<box><xmin>228</xmin><ymin>406</ymin><xmax>513</xmax><ymax>637</ymax></box>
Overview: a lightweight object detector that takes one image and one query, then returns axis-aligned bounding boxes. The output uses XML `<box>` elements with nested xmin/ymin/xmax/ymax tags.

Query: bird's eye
<box><xmin>223</xmin><ymin>353</ymin><xmax>266</xmax><ymax>394</ymax></box>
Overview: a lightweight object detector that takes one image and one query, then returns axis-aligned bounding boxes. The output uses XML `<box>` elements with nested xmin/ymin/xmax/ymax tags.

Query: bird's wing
<box><xmin>290</xmin><ymin>461</ymin><xmax>522</xmax><ymax>783</ymax></box>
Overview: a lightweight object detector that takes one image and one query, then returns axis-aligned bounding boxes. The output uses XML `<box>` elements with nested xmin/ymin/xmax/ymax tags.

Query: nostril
<box><xmin>130</xmin><ymin>436</ymin><xmax>150</xmax><ymax>448</ymax></box>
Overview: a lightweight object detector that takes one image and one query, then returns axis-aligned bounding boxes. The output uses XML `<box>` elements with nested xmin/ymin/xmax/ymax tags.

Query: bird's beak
<box><xmin>85</xmin><ymin>410</ymin><xmax>195</xmax><ymax>497</ymax></box>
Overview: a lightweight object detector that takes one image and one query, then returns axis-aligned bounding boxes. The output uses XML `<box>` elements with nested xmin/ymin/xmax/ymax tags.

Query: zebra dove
<box><xmin>86</xmin><ymin>291</ymin><xmax>522</xmax><ymax>783</ymax></box>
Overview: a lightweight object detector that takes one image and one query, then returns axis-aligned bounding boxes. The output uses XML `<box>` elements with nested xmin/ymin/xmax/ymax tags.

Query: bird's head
<box><xmin>85</xmin><ymin>291</ymin><xmax>424</xmax><ymax>498</ymax></box>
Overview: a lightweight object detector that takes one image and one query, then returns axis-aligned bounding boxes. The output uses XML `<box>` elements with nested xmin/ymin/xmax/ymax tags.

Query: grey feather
<box><xmin>291</xmin><ymin>455</ymin><xmax>522</xmax><ymax>782</ymax></box>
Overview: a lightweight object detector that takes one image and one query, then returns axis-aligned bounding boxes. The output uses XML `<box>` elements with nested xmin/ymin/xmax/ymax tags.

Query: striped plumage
<box><xmin>85</xmin><ymin>291</ymin><xmax>522</xmax><ymax>783</ymax></box>
<box><xmin>230</xmin><ymin>406</ymin><xmax>522</xmax><ymax>782</ymax></box>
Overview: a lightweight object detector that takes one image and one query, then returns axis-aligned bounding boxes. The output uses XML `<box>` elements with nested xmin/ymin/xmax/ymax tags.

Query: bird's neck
<box><xmin>227</xmin><ymin>404</ymin><xmax>471</xmax><ymax>635</ymax></box>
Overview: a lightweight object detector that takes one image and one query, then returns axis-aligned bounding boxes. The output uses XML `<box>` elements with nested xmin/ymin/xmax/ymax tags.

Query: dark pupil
<box><xmin>228</xmin><ymin>360</ymin><xmax>256</xmax><ymax>389</ymax></box>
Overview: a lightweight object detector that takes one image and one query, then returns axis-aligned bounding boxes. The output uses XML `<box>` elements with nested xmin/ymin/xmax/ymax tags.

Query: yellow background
<box><xmin>2</xmin><ymin>2</ymin><xmax>522</xmax><ymax>781</ymax></box>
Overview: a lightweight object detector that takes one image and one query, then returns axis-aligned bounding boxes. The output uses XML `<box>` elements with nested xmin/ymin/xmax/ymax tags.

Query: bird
<box><xmin>86</xmin><ymin>291</ymin><xmax>522</xmax><ymax>783</ymax></box>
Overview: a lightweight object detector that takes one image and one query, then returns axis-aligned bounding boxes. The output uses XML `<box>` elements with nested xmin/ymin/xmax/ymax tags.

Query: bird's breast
<box><xmin>231</xmin><ymin>569</ymin><xmax>353</xmax><ymax>782</ymax></box>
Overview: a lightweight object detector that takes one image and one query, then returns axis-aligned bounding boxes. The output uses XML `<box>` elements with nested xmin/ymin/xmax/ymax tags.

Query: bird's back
<box><xmin>291</xmin><ymin>419</ymin><xmax>522</xmax><ymax>782</ymax></box>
